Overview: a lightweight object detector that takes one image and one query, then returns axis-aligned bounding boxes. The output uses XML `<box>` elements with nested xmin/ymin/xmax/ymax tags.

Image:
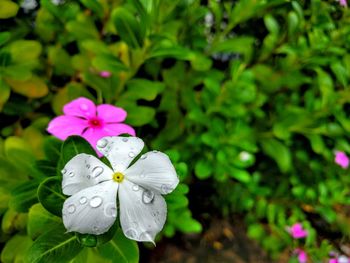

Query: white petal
<box><xmin>118</xmin><ymin>180</ymin><xmax>166</xmax><ymax>243</ymax></box>
<box><xmin>124</xmin><ymin>151</ymin><xmax>179</xmax><ymax>195</ymax></box>
<box><xmin>62</xmin><ymin>153</ymin><xmax>113</xmax><ymax>195</ymax></box>
<box><xmin>96</xmin><ymin>136</ymin><xmax>144</xmax><ymax>172</ymax></box>
<box><xmin>62</xmin><ymin>181</ymin><xmax>118</xmax><ymax>235</ymax></box>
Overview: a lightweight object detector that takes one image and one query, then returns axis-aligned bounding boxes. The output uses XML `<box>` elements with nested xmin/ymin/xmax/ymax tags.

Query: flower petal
<box><xmin>62</xmin><ymin>153</ymin><xmax>113</xmax><ymax>195</ymax></box>
<box><xmin>96</xmin><ymin>136</ymin><xmax>144</xmax><ymax>172</ymax></box>
<box><xmin>97</xmin><ymin>104</ymin><xmax>127</xmax><ymax>123</ymax></box>
<box><xmin>125</xmin><ymin>151</ymin><xmax>179</xmax><ymax>195</ymax></box>
<box><xmin>47</xmin><ymin>116</ymin><xmax>87</xmax><ymax>140</ymax></box>
<box><xmin>104</xmin><ymin>123</ymin><xmax>136</xmax><ymax>137</ymax></box>
<box><xmin>118</xmin><ymin>180</ymin><xmax>166</xmax><ymax>243</ymax></box>
<box><xmin>63</xmin><ymin>97</ymin><xmax>96</xmax><ymax>118</ymax></box>
<box><xmin>63</xmin><ymin>181</ymin><xmax>118</xmax><ymax>235</ymax></box>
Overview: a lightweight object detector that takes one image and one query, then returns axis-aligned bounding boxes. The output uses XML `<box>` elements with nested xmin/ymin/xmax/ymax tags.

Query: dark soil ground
<box><xmin>140</xmin><ymin>218</ymin><xmax>286</xmax><ymax>263</ymax></box>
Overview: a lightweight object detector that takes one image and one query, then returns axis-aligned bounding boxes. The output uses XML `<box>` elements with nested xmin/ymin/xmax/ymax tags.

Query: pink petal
<box><xmin>295</xmin><ymin>249</ymin><xmax>307</xmax><ymax>263</ymax></box>
<box><xmin>96</xmin><ymin>104</ymin><xmax>127</xmax><ymax>123</ymax></box>
<box><xmin>329</xmin><ymin>259</ymin><xmax>338</xmax><ymax>263</ymax></box>
<box><xmin>100</xmin><ymin>71</ymin><xmax>112</xmax><ymax>78</ymax></box>
<box><xmin>288</xmin><ymin>223</ymin><xmax>308</xmax><ymax>239</ymax></box>
<box><xmin>335</xmin><ymin>151</ymin><xmax>349</xmax><ymax>169</ymax></box>
<box><xmin>63</xmin><ymin>97</ymin><xmax>97</xmax><ymax>119</ymax></box>
<box><xmin>47</xmin><ymin>116</ymin><xmax>88</xmax><ymax>140</ymax></box>
<box><xmin>104</xmin><ymin>123</ymin><xmax>136</xmax><ymax>137</ymax></box>
<box><xmin>340</xmin><ymin>0</ymin><xmax>347</xmax><ymax>7</ymax></box>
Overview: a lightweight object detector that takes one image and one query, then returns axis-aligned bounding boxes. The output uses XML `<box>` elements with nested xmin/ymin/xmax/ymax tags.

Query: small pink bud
<box><xmin>287</xmin><ymin>223</ymin><xmax>308</xmax><ymax>239</ymax></box>
<box><xmin>339</xmin><ymin>0</ymin><xmax>347</xmax><ymax>7</ymax></box>
<box><xmin>99</xmin><ymin>71</ymin><xmax>112</xmax><ymax>78</ymax></box>
<box><xmin>294</xmin><ymin>249</ymin><xmax>307</xmax><ymax>263</ymax></box>
<box><xmin>335</xmin><ymin>151</ymin><xmax>349</xmax><ymax>169</ymax></box>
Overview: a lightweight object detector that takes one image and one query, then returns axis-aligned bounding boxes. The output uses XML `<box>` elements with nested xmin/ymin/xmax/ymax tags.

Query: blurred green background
<box><xmin>1</xmin><ymin>0</ymin><xmax>350</xmax><ymax>262</ymax></box>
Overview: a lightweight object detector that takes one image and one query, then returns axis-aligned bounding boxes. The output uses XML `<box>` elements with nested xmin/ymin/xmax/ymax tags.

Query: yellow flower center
<box><xmin>113</xmin><ymin>172</ymin><xmax>124</xmax><ymax>183</ymax></box>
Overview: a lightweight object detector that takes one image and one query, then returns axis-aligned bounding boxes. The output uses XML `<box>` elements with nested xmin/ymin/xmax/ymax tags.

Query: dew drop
<box><xmin>140</xmin><ymin>173</ymin><xmax>146</xmax><ymax>178</ymax></box>
<box><xmin>67</xmin><ymin>204</ymin><xmax>76</xmax><ymax>213</ymax></box>
<box><xmin>90</xmin><ymin>196</ymin><xmax>103</xmax><ymax>208</ymax></box>
<box><xmin>125</xmin><ymin>228</ymin><xmax>137</xmax><ymax>239</ymax></box>
<box><xmin>68</xmin><ymin>171</ymin><xmax>75</xmax><ymax>177</ymax></box>
<box><xmin>79</xmin><ymin>197</ymin><xmax>87</xmax><ymax>204</ymax></box>
<box><xmin>92</xmin><ymin>166</ymin><xmax>104</xmax><ymax>178</ymax></box>
<box><xmin>161</xmin><ymin>184</ymin><xmax>172</xmax><ymax>194</ymax></box>
<box><xmin>110</xmin><ymin>207</ymin><xmax>117</xmax><ymax>217</ymax></box>
<box><xmin>97</xmin><ymin>139</ymin><xmax>108</xmax><ymax>148</ymax></box>
<box><xmin>142</xmin><ymin>190</ymin><xmax>155</xmax><ymax>204</ymax></box>
<box><xmin>152</xmin><ymin>150</ymin><xmax>158</xmax><ymax>153</ymax></box>
<box><xmin>61</xmin><ymin>169</ymin><xmax>67</xmax><ymax>174</ymax></box>
<box><xmin>128</xmin><ymin>152</ymin><xmax>135</xmax><ymax>158</ymax></box>
<box><xmin>122</xmin><ymin>137</ymin><xmax>128</xmax><ymax>142</ymax></box>
<box><xmin>140</xmin><ymin>154</ymin><xmax>147</xmax><ymax>160</ymax></box>
<box><xmin>132</xmin><ymin>184</ymin><xmax>140</xmax><ymax>191</ymax></box>
<box><xmin>139</xmin><ymin>231</ymin><xmax>153</xmax><ymax>242</ymax></box>
<box><xmin>93</xmin><ymin>226</ymin><xmax>99</xmax><ymax>232</ymax></box>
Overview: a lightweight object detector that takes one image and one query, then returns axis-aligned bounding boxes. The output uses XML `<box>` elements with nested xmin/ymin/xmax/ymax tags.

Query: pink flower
<box><xmin>47</xmin><ymin>97</ymin><xmax>135</xmax><ymax>154</ymax></box>
<box><xmin>335</xmin><ymin>151</ymin><xmax>349</xmax><ymax>169</ymax></box>
<box><xmin>329</xmin><ymin>259</ymin><xmax>338</xmax><ymax>263</ymax></box>
<box><xmin>295</xmin><ymin>249</ymin><xmax>307</xmax><ymax>263</ymax></box>
<box><xmin>99</xmin><ymin>71</ymin><xmax>112</xmax><ymax>78</ymax></box>
<box><xmin>287</xmin><ymin>223</ymin><xmax>308</xmax><ymax>239</ymax></box>
<box><xmin>339</xmin><ymin>0</ymin><xmax>347</xmax><ymax>7</ymax></box>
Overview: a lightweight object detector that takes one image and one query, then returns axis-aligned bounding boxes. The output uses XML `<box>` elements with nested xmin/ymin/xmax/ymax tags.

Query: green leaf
<box><xmin>261</xmin><ymin>139</ymin><xmax>291</xmax><ymax>173</ymax></box>
<box><xmin>37</xmin><ymin>176</ymin><xmax>65</xmax><ymax>217</ymax></box>
<box><xmin>9</xmin><ymin>40</ymin><xmax>42</xmax><ymax>63</ymax></box>
<box><xmin>27</xmin><ymin>203</ymin><xmax>61</xmax><ymax>240</ymax></box>
<box><xmin>9</xmin><ymin>180</ymin><xmax>40</xmax><ymax>212</ymax></box>
<box><xmin>27</xmin><ymin>225</ymin><xmax>83</xmax><ymax>263</ymax></box>
<box><xmin>112</xmin><ymin>7</ymin><xmax>145</xmax><ymax>48</ymax></box>
<box><xmin>124</xmin><ymin>105</ymin><xmax>155</xmax><ymax>126</ymax></box>
<box><xmin>43</xmin><ymin>137</ymin><xmax>62</xmax><ymax>162</ymax></box>
<box><xmin>0</xmin><ymin>31</ymin><xmax>11</xmax><ymax>46</ymax></box>
<box><xmin>97</xmin><ymin>228</ymin><xmax>139</xmax><ymax>263</ymax></box>
<box><xmin>0</xmin><ymin>78</ymin><xmax>10</xmax><ymax>111</ymax></box>
<box><xmin>1</xmin><ymin>234</ymin><xmax>33</xmax><ymax>263</ymax></box>
<box><xmin>229</xmin><ymin>168</ymin><xmax>251</xmax><ymax>183</ymax></box>
<box><xmin>194</xmin><ymin>160</ymin><xmax>212</xmax><ymax>179</ymax></box>
<box><xmin>0</xmin><ymin>0</ymin><xmax>19</xmax><ymax>19</ymax></box>
<box><xmin>92</xmin><ymin>54</ymin><xmax>128</xmax><ymax>72</ymax></box>
<box><xmin>80</xmin><ymin>0</ymin><xmax>104</xmax><ymax>18</ymax></box>
<box><xmin>122</xmin><ymin>78</ymin><xmax>165</xmax><ymax>101</ymax></box>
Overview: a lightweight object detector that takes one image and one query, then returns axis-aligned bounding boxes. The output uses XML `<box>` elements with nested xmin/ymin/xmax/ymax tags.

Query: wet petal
<box><xmin>118</xmin><ymin>180</ymin><xmax>166</xmax><ymax>243</ymax></box>
<box><xmin>96</xmin><ymin>136</ymin><xmax>144</xmax><ymax>172</ymax></box>
<box><xmin>104</xmin><ymin>123</ymin><xmax>136</xmax><ymax>137</ymax></box>
<box><xmin>47</xmin><ymin>116</ymin><xmax>87</xmax><ymax>140</ymax></box>
<box><xmin>62</xmin><ymin>153</ymin><xmax>113</xmax><ymax>195</ymax></box>
<box><xmin>62</xmin><ymin>181</ymin><xmax>118</xmax><ymax>235</ymax></box>
<box><xmin>97</xmin><ymin>104</ymin><xmax>127</xmax><ymax>123</ymax></box>
<box><xmin>63</xmin><ymin>97</ymin><xmax>96</xmax><ymax>119</ymax></box>
<box><xmin>125</xmin><ymin>151</ymin><xmax>179</xmax><ymax>195</ymax></box>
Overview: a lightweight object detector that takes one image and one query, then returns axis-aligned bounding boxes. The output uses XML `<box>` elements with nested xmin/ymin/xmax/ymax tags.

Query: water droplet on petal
<box><xmin>122</xmin><ymin>138</ymin><xmax>128</xmax><ymax>142</ymax></box>
<box><xmin>97</xmin><ymin>139</ymin><xmax>107</xmax><ymax>148</ymax></box>
<box><xmin>125</xmin><ymin>228</ymin><xmax>137</xmax><ymax>239</ymax></box>
<box><xmin>142</xmin><ymin>190</ymin><xmax>155</xmax><ymax>204</ymax></box>
<box><xmin>79</xmin><ymin>197</ymin><xmax>87</xmax><ymax>204</ymax></box>
<box><xmin>161</xmin><ymin>184</ymin><xmax>172</xmax><ymax>194</ymax></box>
<box><xmin>152</xmin><ymin>150</ymin><xmax>158</xmax><ymax>153</ymax></box>
<box><xmin>67</xmin><ymin>204</ymin><xmax>76</xmax><ymax>213</ymax></box>
<box><xmin>128</xmin><ymin>152</ymin><xmax>135</xmax><ymax>158</ymax></box>
<box><xmin>90</xmin><ymin>196</ymin><xmax>103</xmax><ymax>208</ymax></box>
<box><xmin>140</xmin><ymin>173</ymin><xmax>145</xmax><ymax>178</ymax></box>
<box><xmin>140</xmin><ymin>154</ymin><xmax>147</xmax><ymax>160</ymax></box>
<box><xmin>132</xmin><ymin>184</ymin><xmax>140</xmax><ymax>191</ymax></box>
<box><xmin>68</xmin><ymin>172</ymin><xmax>74</xmax><ymax>177</ymax></box>
<box><xmin>61</xmin><ymin>169</ymin><xmax>67</xmax><ymax>174</ymax></box>
<box><xmin>80</xmin><ymin>104</ymin><xmax>89</xmax><ymax>111</ymax></box>
<box><xmin>93</xmin><ymin>226</ymin><xmax>99</xmax><ymax>232</ymax></box>
<box><xmin>110</xmin><ymin>207</ymin><xmax>117</xmax><ymax>217</ymax></box>
<box><xmin>92</xmin><ymin>166</ymin><xmax>103</xmax><ymax>178</ymax></box>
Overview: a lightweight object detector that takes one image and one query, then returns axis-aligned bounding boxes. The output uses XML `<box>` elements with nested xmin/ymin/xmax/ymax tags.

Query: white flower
<box><xmin>21</xmin><ymin>0</ymin><xmax>37</xmax><ymax>12</ymax></box>
<box><xmin>61</xmin><ymin>136</ymin><xmax>179</xmax><ymax>243</ymax></box>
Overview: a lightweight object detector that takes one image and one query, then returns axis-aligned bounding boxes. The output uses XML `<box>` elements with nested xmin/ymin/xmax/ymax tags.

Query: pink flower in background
<box><xmin>47</xmin><ymin>97</ymin><xmax>135</xmax><ymax>154</ymax></box>
<box><xmin>339</xmin><ymin>0</ymin><xmax>347</xmax><ymax>7</ymax></box>
<box><xmin>294</xmin><ymin>249</ymin><xmax>307</xmax><ymax>263</ymax></box>
<box><xmin>335</xmin><ymin>151</ymin><xmax>349</xmax><ymax>169</ymax></box>
<box><xmin>99</xmin><ymin>71</ymin><xmax>112</xmax><ymax>78</ymax></box>
<box><xmin>287</xmin><ymin>223</ymin><xmax>308</xmax><ymax>239</ymax></box>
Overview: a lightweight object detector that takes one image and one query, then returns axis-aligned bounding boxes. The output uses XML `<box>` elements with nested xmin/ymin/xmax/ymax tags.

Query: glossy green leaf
<box><xmin>27</xmin><ymin>225</ymin><xmax>83</xmax><ymax>263</ymax></box>
<box><xmin>1</xmin><ymin>234</ymin><xmax>33</xmax><ymax>263</ymax></box>
<box><xmin>37</xmin><ymin>176</ymin><xmax>65</xmax><ymax>217</ymax></box>
<box><xmin>0</xmin><ymin>0</ymin><xmax>19</xmax><ymax>19</ymax></box>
